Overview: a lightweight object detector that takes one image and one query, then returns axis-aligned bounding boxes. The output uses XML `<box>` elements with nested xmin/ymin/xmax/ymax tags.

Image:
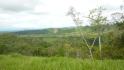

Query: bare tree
<box><xmin>87</xmin><ymin>7</ymin><xmax>107</xmax><ymax>59</ymax></box>
<box><xmin>67</xmin><ymin>7</ymin><xmax>107</xmax><ymax>59</ymax></box>
<box><xmin>67</xmin><ymin>7</ymin><xmax>98</xmax><ymax>59</ymax></box>
<box><xmin>111</xmin><ymin>5</ymin><xmax>124</xmax><ymax>23</ymax></box>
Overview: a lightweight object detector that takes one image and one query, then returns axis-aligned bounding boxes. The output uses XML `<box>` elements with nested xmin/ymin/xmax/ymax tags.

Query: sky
<box><xmin>0</xmin><ymin>0</ymin><xmax>123</xmax><ymax>31</ymax></box>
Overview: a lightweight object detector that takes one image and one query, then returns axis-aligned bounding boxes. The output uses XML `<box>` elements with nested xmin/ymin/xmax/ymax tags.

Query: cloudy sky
<box><xmin>0</xmin><ymin>0</ymin><xmax>123</xmax><ymax>31</ymax></box>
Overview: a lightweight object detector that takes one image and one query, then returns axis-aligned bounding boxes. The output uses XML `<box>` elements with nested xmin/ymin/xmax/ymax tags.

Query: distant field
<box><xmin>0</xmin><ymin>55</ymin><xmax>124</xmax><ymax>70</ymax></box>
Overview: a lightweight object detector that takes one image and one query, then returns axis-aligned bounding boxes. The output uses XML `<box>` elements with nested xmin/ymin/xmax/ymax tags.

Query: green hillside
<box><xmin>0</xmin><ymin>22</ymin><xmax>123</xmax><ymax>59</ymax></box>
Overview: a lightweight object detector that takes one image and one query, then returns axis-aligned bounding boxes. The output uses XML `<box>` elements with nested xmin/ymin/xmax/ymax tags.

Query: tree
<box><xmin>67</xmin><ymin>6</ymin><xmax>107</xmax><ymax>59</ymax></box>
<box><xmin>111</xmin><ymin>4</ymin><xmax>124</xmax><ymax>23</ymax></box>
<box><xmin>67</xmin><ymin>7</ymin><xmax>98</xmax><ymax>59</ymax></box>
<box><xmin>110</xmin><ymin>4</ymin><xmax>124</xmax><ymax>49</ymax></box>
<box><xmin>87</xmin><ymin>7</ymin><xmax>107</xmax><ymax>59</ymax></box>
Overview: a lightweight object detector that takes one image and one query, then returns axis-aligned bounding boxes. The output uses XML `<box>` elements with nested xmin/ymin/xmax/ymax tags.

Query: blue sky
<box><xmin>0</xmin><ymin>0</ymin><xmax>123</xmax><ymax>31</ymax></box>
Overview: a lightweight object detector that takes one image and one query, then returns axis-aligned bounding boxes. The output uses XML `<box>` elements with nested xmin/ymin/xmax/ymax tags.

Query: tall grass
<box><xmin>0</xmin><ymin>55</ymin><xmax>124</xmax><ymax>70</ymax></box>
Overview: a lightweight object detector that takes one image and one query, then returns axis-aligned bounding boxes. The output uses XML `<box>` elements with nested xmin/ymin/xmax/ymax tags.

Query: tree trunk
<box><xmin>89</xmin><ymin>48</ymin><xmax>93</xmax><ymax>60</ymax></box>
<box><xmin>99</xmin><ymin>36</ymin><xmax>102</xmax><ymax>59</ymax></box>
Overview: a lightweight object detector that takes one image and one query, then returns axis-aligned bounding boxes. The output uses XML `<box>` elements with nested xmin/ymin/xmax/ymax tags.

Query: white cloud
<box><xmin>0</xmin><ymin>0</ymin><xmax>123</xmax><ymax>31</ymax></box>
<box><xmin>0</xmin><ymin>0</ymin><xmax>39</xmax><ymax>12</ymax></box>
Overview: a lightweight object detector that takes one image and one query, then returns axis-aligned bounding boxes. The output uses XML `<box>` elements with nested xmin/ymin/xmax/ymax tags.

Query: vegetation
<box><xmin>0</xmin><ymin>55</ymin><xmax>124</xmax><ymax>70</ymax></box>
<box><xmin>0</xmin><ymin>20</ymin><xmax>123</xmax><ymax>59</ymax></box>
<box><xmin>0</xmin><ymin>6</ymin><xmax>124</xmax><ymax>70</ymax></box>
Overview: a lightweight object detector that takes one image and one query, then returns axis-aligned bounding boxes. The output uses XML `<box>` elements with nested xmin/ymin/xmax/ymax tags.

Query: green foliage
<box><xmin>0</xmin><ymin>21</ymin><xmax>124</xmax><ymax>59</ymax></box>
<box><xmin>0</xmin><ymin>55</ymin><xmax>124</xmax><ymax>70</ymax></box>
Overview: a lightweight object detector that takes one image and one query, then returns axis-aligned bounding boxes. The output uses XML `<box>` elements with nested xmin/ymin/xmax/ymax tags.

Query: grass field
<box><xmin>0</xmin><ymin>55</ymin><xmax>124</xmax><ymax>70</ymax></box>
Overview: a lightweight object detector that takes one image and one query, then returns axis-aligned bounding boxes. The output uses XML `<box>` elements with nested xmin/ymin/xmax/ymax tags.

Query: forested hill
<box><xmin>13</xmin><ymin>25</ymin><xmax>109</xmax><ymax>35</ymax></box>
<box><xmin>14</xmin><ymin>27</ymin><xmax>76</xmax><ymax>35</ymax></box>
<box><xmin>14</xmin><ymin>26</ymin><xmax>91</xmax><ymax>35</ymax></box>
<box><xmin>0</xmin><ymin>22</ymin><xmax>123</xmax><ymax>59</ymax></box>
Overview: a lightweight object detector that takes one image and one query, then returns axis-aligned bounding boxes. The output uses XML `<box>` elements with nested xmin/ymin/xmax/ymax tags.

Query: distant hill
<box><xmin>7</xmin><ymin>25</ymin><xmax>111</xmax><ymax>37</ymax></box>
<box><xmin>13</xmin><ymin>26</ymin><xmax>93</xmax><ymax>35</ymax></box>
<box><xmin>14</xmin><ymin>27</ymin><xmax>75</xmax><ymax>35</ymax></box>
